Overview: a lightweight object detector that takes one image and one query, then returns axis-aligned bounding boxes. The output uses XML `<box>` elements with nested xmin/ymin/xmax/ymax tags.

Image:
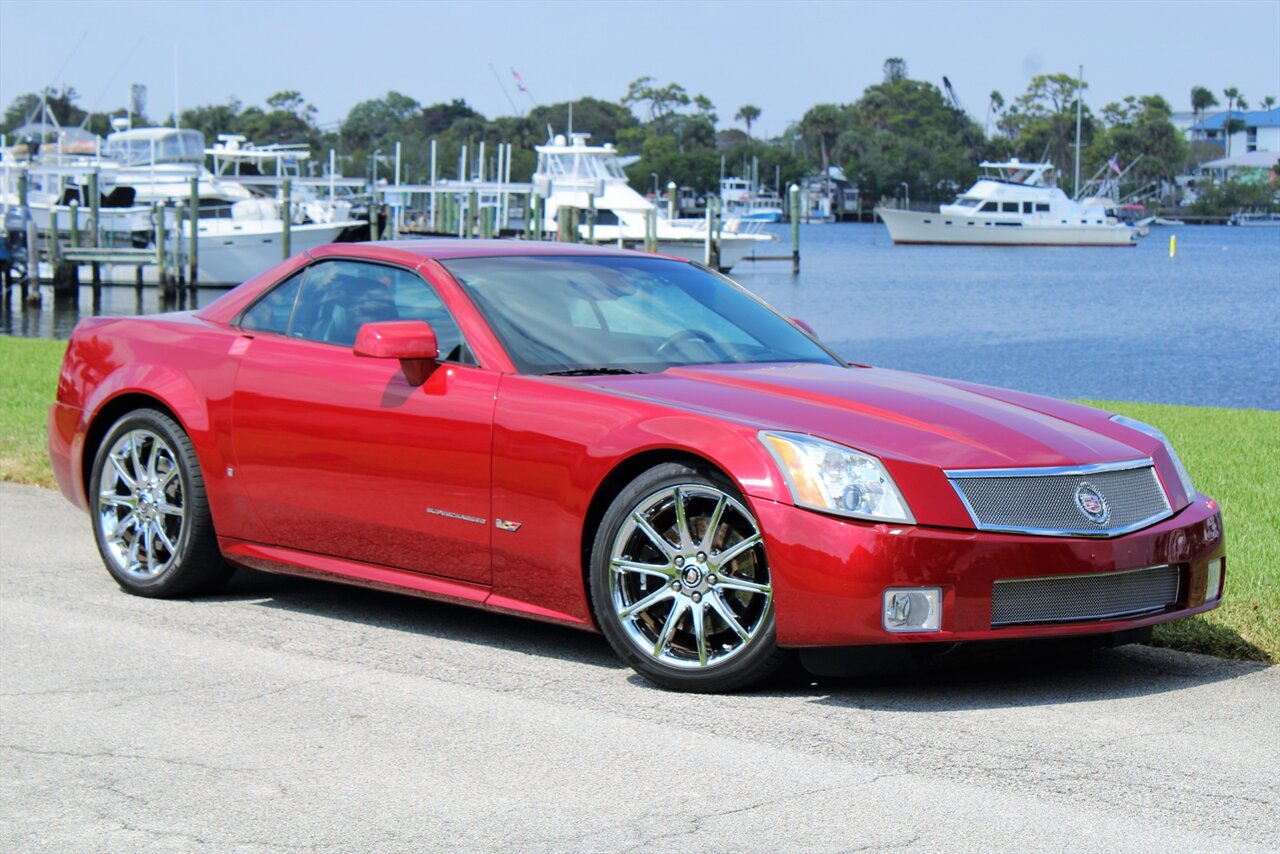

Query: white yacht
<box><xmin>533</xmin><ymin>133</ymin><xmax>775</xmax><ymax>270</ymax></box>
<box><xmin>876</xmin><ymin>160</ymin><xmax>1136</xmax><ymax>246</ymax></box>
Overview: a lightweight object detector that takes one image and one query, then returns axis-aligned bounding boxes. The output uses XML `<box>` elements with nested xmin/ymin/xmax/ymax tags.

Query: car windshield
<box><xmin>441</xmin><ymin>255</ymin><xmax>841</xmax><ymax>375</ymax></box>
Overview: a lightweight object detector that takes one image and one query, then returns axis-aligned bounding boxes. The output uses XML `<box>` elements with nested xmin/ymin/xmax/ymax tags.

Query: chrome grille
<box><xmin>992</xmin><ymin>565</ymin><xmax>1180</xmax><ymax>627</ymax></box>
<box><xmin>947</xmin><ymin>460</ymin><xmax>1171</xmax><ymax>537</ymax></box>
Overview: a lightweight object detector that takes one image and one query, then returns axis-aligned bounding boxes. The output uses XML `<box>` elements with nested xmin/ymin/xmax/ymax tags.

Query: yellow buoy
<box><xmin>1169</xmin><ymin>235</ymin><xmax>1177</xmax><ymax>258</ymax></box>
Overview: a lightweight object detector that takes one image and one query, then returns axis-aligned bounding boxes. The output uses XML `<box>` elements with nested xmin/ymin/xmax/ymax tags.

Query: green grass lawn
<box><xmin>0</xmin><ymin>336</ymin><xmax>65</xmax><ymax>489</ymax></box>
<box><xmin>1081</xmin><ymin>399</ymin><xmax>1278</xmax><ymax>663</ymax></box>
<box><xmin>2</xmin><ymin>335</ymin><xmax>1276</xmax><ymax>662</ymax></box>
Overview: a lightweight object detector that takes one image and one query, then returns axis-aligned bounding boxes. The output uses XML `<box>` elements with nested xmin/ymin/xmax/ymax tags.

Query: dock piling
<box><xmin>789</xmin><ymin>184</ymin><xmax>801</xmax><ymax>274</ymax></box>
<box><xmin>189</xmin><ymin>177</ymin><xmax>199</xmax><ymax>285</ymax></box>
<box><xmin>282</xmin><ymin>179</ymin><xmax>292</xmax><ymax>258</ymax></box>
<box><xmin>89</xmin><ymin>171</ymin><xmax>102</xmax><ymax>286</ymax></box>
<box><xmin>23</xmin><ymin>217</ymin><xmax>37</xmax><ymax>304</ymax></box>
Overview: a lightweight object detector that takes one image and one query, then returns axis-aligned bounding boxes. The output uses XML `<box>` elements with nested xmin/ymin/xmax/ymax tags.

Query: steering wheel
<box><xmin>656</xmin><ymin>329</ymin><xmax>716</xmax><ymax>359</ymax></box>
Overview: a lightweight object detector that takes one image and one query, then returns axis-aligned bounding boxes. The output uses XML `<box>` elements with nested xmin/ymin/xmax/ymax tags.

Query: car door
<box><xmin>228</xmin><ymin>258</ymin><xmax>497</xmax><ymax>585</ymax></box>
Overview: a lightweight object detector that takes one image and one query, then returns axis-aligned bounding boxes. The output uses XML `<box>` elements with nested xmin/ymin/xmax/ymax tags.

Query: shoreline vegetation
<box><xmin>7</xmin><ymin>62</ymin><xmax>1277</xmax><ymax>219</ymax></box>
<box><xmin>2</xmin><ymin>336</ymin><xmax>1274</xmax><ymax>663</ymax></box>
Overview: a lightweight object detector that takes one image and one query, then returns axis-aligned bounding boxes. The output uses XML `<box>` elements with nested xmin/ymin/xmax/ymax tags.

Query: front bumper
<box><xmin>756</xmin><ymin>494</ymin><xmax>1225</xmax><ymax>647</ymax></box>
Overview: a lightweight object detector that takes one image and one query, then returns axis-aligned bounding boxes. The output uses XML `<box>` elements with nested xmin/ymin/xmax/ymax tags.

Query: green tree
<box><xmin>621</xmin><ymin>77</ymin><xmax>690</xmax><ymax>126</ymax></box>
<box><xmin>342</xmin><ymin>91</ymin><xmax>423</xmax><ymax>151</ymax></box>
<box><xmin>882</xmin><ymin>57</ymin><xmax>908</xmax><ymax>84</ymax></box>
<box><xmin>837</xmin><ymin>69</ymin><xmax>985</xmax><ymax>200</ymax></box>
<box><xmin>735</xmin><ymin>104</ymin><xmax>761</xmax><ymax>137</ymax></box>
<box><xmin>179</xmin><ymin>99</ymin><xmax>242</xmax><ymax>143</ymax></box>
<box><xmin>1090</xmin><ymin>95</ymin><xmax>1187</xmax><ymax>188</ymax></box>
<box><xmin>998</xmin><ymin>73</ymin><xmax>1095</xmax><ymax>175</ymax></box>
<box><xmin>419</xmin><ymin>98</ymin><xmax>481</xmax><ymax>136</ymax></box>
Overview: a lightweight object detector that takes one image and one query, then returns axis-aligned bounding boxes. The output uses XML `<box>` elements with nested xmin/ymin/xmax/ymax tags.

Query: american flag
<box><xmin>512</xmin><ymin>69</ymin><xmax>528</xmax><ymax>94</ymax></box>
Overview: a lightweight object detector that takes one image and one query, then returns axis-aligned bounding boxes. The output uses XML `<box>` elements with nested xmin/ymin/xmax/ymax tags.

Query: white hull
<box><xmin>575</xmin><ymin>222</ymin><xmax>771</xmax><ymax>270</ymax></box>
<box><xmin>876</xmin><ymin>207</ymin><xmax>1135</xmax><ymax>246</ymax></box>
<box><xmin>56</xmin><ymin>221</ymin><xmax>356</xmax><ymax>286</ymax></box>
<box><xmin>193</xmin><ymin>220</ymin><xmax>356</xmax><ymax>283</ymax></box>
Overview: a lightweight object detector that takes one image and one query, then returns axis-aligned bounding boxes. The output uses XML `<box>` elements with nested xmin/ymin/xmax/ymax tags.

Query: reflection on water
<box><xmin>0</xmin><ymin>283</ymin><xmax>214</xmax><ymax>339</ymax></box>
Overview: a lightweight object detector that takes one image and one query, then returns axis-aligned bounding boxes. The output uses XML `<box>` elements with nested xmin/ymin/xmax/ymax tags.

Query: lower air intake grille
<box><xmin>991</xmin><ymin>565</ymin><xmax>1180</xmax><ymax>627</ymax></box>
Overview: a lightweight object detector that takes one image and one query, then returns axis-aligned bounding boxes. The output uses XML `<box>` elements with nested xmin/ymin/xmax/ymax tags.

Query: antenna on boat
<box><xmin>173</xmin><ymin>45</ymin><xmax>181</xmax><ymax>128</ymax></box>
<box><xmin>85</xmin><ymin>36</ymin><xmax>145</xmax><ymax>125</ymax></box>
<box><xmin>487</xmin><ymin>63</ymin><xmax>520</xmax><ymax>114</ymax></box>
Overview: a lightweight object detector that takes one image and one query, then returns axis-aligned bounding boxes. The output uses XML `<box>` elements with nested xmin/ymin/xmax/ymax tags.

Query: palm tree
<box><xmin>986</xmin><ymin>90</ymin><xmax>1004</xmax><ymax>138</ymax></box>
<box><xmin>1222</xmin><ymin>87</ymin><xmax>1240</xmax><ymax>157</ymax></box>
<box><xmin>1190</xmin><ymin>86</ymin><xmax>1218</xmax><ymax>126</ymax></box>
<box><xmin>1262</xmin><ymin>96</ymin><xmax>1277</xmax><ymax>111</ymax></box>
<box><xmin>735</xmin><ymin>104</ymin><xmax>761</xmax><ymax>138</ymax></box>
<box><xmin>799</xmin><ymin>104</ymin><xmax>840</xmax><ymax>178</ymax></box>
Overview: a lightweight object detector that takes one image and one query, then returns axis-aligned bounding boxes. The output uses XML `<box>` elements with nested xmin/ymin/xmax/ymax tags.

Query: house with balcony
<box><xmin>1187</xmin><ymin>107</ymin><xmax>1280</xmax><ymax>156</ymax></box>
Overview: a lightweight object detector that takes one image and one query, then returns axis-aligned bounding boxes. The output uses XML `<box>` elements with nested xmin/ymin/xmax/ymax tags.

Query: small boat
<box><xmin>875</xmin><ymin>160</ymin><xmax>1136</xmax><ymax>247</ymax></box>
<box><xmin>719</xmin><ymin>177</ymin><xmax>783</xmax><ymax>222</ymax></box>
<box><xmin>1229</xmin><ymin>210</ymin><xmax>1280</xmax><ymax>227</ymax></box>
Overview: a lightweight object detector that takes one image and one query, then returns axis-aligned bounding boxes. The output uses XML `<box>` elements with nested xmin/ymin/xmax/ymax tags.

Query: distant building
<box><xmin>1186</xmin><ymin>108</ymin><xmax>1280</xmax><ymax>155</ymax></box>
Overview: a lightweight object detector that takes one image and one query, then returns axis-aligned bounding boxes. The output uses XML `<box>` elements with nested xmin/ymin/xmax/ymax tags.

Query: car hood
<box><xmin>579</xmin><ymin>362</ymin><xmax>1141</xmax><ymax>470</ymax></box>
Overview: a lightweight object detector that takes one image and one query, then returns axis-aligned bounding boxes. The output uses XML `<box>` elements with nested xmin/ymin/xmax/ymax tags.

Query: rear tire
<box><xmin>88</xmin><ymin>408</ymin><xmax>232</xmax><ymax>598</ymax></box>
<box><xmin>589</xmin><ymin>462</ymin><xmax>789</xmax><ymax>692</ymax></box>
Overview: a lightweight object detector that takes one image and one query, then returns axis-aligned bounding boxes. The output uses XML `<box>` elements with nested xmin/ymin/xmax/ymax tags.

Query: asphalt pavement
<box><xmin>2</xmin><ymin>481</ymin><xmax>1277</xmax><ymax>852</ymax></box>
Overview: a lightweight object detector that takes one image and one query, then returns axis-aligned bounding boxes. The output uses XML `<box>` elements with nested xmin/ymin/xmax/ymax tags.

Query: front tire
<box><xmin>589</xmin><ymin>462</ymin><xmax>788</xmax><ymax>692</ymax></box>
<box><xmin>89</xmin><ymin>408</ymin><xmax>232</xmax><ymax>598</ymax></box>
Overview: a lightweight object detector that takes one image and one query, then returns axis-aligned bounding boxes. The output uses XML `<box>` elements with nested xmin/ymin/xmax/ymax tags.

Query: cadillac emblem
<box><xmin>1074</xmin><ymin>483</ymin><xmax>1111</xmax><ymax>525</ymax></box>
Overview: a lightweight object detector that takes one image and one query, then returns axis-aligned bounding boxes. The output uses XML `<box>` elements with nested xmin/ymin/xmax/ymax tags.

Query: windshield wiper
<box><xmin>543</xmin><ymin>367</ymin><xmax>644</xmax><ymax>376</ymax></box>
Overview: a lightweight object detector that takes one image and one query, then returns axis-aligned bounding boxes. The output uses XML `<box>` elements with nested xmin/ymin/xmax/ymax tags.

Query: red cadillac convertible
<box><xmin>49</xmin><ymin>241</ymin><xmax>1226</xmax><ymax>692</ymax></box>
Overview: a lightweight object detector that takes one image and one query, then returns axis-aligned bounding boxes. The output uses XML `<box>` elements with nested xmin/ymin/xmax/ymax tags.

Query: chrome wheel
<box><xmin>608</xmin><ymin>483</ymin><xmax>772</xmax><ymax>670</ymax></box>
<box><xmin>95</xmin><ymin>428</ymin><xmax>187</xmax><ymax>582</ymax></box>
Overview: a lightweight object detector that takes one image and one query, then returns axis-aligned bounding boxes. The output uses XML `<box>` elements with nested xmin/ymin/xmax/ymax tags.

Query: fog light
<box><xmin>882</xmin><ymin>587</ymin><xmax>942</xmax><ymax>632</ymax></box>
<box><xmin>1205</xmin><ymin>558</ymin><xmax>1224</xmax><ymax>602</ymax></box>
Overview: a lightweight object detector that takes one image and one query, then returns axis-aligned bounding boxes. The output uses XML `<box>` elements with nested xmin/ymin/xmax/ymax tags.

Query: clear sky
<box><xmin>1</xmin><ymin>0</ymin><xmax>1277</xmax><ymax>136</ymax></box>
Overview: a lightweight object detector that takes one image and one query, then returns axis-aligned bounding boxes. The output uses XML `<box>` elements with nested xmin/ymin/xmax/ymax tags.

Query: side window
<box><xmin>240</xmin><ymin>271</ymin><xmax>303</xmax><ymax>334</ymax></box>
<box><xmin>979</xmin><ymin>201</ymin><xmax>998</xmax><ymax>212</ymax></box>
<box><xmin>1001</xmin><ymin>202</ymin><xmax>1019</xmax><ymax>213</ymax></box>
<box><xmin>391</xmin><ymin>270</ymin><xmax>474</xmax><ymax>364</ymax></box>
<box><xmin>284</xmin><ymin>260</ymin><xmax>473</xmax><ymax>363</ymax></box>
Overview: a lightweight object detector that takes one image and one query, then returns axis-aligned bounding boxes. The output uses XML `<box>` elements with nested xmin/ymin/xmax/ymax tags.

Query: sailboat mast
<box><xmin>1073</xmin><ymin>65</ymin><xmax>1083</xmax><ymax>198</ymax></box>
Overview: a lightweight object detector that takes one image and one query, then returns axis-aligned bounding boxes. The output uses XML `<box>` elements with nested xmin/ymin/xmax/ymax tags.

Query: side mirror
<box><xmin>790</xmin><ymin>317</ymin><xmax>819</xmax><ymax>339</ymax></box>
<box><xmin>354</xmin><ymin>320</ymin><xmax>439</xmax><ymax>385</ymax></box>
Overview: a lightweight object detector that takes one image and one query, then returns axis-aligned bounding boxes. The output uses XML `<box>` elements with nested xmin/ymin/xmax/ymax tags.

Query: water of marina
<box><xmin>3</xmin><ymin>223</ymin><xmax>1277</xmax><ymax>410</ymax></box>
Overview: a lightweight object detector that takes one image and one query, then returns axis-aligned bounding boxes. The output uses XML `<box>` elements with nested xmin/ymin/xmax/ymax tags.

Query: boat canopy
<box><xmin>105</xmin><ymin>128</ymin><xmax>206</xmax><ymax>167</ymax></box>
<box><xmin>535</xmin><ymin>134</ymin><xmax>629</xmax><ymax>186</ymax></box>
<box><xmin>979</xmin><ymin>160</ymin><xmax>1056</xmax><ymax>187</ymax></box>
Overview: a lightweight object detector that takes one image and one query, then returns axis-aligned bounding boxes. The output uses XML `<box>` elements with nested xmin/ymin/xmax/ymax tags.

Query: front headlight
<box><xmin>760</xmin><ymin>431</ymin><xmax>915</xmax><ymax>523</ymax></box>
<box><xmin>1110</xmin><ymin>414</ymin><xmax>1196</xmax><ymax>499</ymax></box>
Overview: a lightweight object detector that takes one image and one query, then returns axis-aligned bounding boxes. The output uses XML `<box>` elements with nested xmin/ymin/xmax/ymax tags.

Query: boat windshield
<box><xmin>538</xmin><ymin>151</ymin><xmax>627</xmax><ymax>182</ymax></box>
<box><xmin>442</xmin><ymin>255</ymin><xmax>841</xmax><ymax>375</ymax></box>
<box><xmin>106</xmin><ymin>130</ymin><xmax>206</xmax><ymax>166</ymax></box>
